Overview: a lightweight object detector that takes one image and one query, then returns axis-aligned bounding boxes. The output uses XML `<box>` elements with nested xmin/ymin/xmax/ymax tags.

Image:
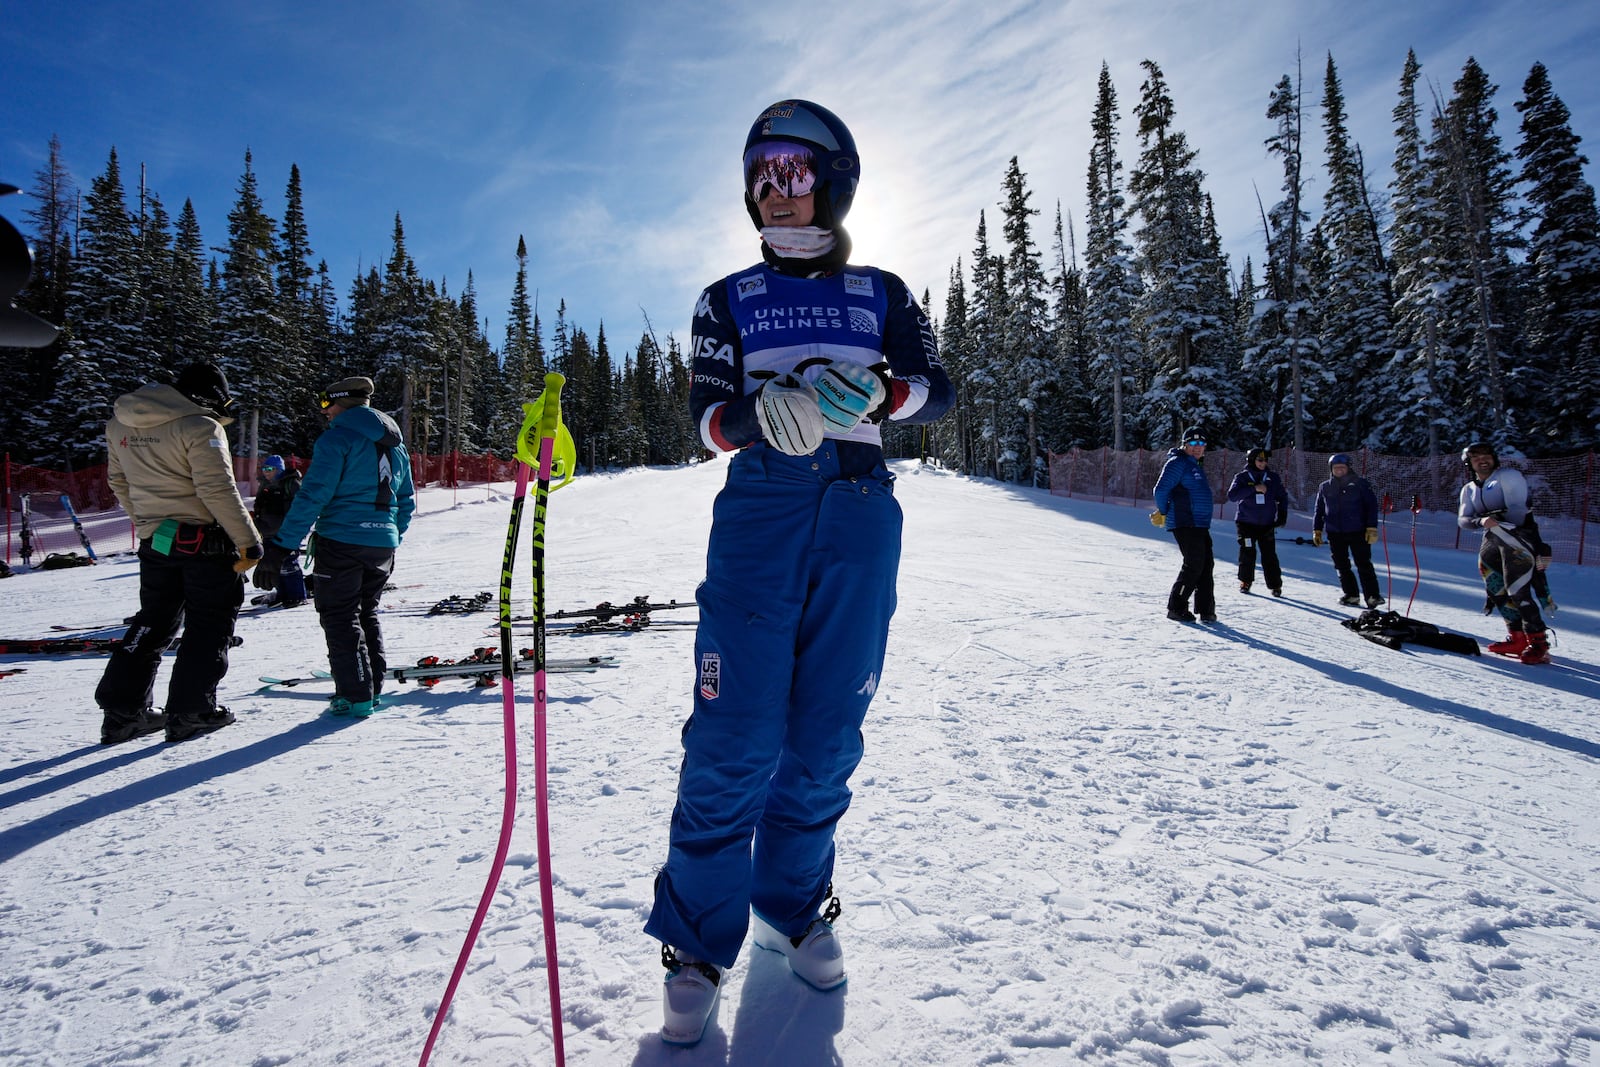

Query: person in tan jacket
<box><xmin>96</xmin><ymin>362</ymin><xmax>263</xmax><ymax>744</ymax></box>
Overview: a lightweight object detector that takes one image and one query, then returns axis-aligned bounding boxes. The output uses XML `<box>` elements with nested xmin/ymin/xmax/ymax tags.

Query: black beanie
<box><xmin>175</xmin><ymin>363</ymin><xmax>233</xmax><ymax>413</ymax></box>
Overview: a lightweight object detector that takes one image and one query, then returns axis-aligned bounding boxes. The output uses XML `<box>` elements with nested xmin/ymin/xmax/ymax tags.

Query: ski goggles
<box><xmin>1185</xmin><ymin>437</ymin><xmax>1207</xmax><ymax>447</ymax></box>
<box><xmin>318</xmin><ymin>387</ymin><xmax>368</xmax><ymax>409</ymax></box>
<box><xmin>744</xmin><ymin>140</ymin><xmax>819</xmax><ymax>202</ymax></box>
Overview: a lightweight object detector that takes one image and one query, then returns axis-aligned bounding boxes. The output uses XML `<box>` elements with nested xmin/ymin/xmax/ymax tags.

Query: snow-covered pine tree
<box><xmin>1084</xmin><ymin>63</ymin><xmax>1145</xmax><ymax>453</ymax></box>
<box><xmin>273</xmin><ymin>164</ymin><xmax>320</xmax><ymax>452</ymax></box>
<box><xmin>1129</xmin><ymin>60</ymin><xmax>1235</xmax><ymax>446</ymax></box>
<box><xmin>1428</xmin><ymin>57</ymin><xmax>1524</xmax><ymax>445</ymax></box>
<box><xmin>170</xmin><ymin>200</ymin><xmax>218</xmax><ymax>369</ymax></box>
<box><xmin>937</xmin><ymin>261</ymin><xmax>977</xmax><ymax>472</ymax></box>
<box><xmin>488</xmin><ymin>236</ymin><xmax>537</xmax><ymax>455</ymax></box>
<box><xmin>372</xmin><ymin>214</ymin><xmax>436</xmax><ymax>446</ymax></box>
<box><xmin>1316</xmin><ymin>53</ymin><xmax>1394</xmax><ymax>451</ymax></box>
<box><xmin>966</xmin><ymin>213</ymin><xmax>1008</xmax><ymax>477</ymax></box>
<box><xmin>999</xmin><ymin>157</ymin><xmax>1056</xmax><ymax>484</ymax></box>
<box><xmin>1514</xmin><ymin>61</ymin><xmax>1600</xmax><ymax>451</ymax></box>
<box><xmin>1248</xmin><ymin>68</ymin><xmax>1322</xmax><ymax>472</ymax></box>
<box><xmin>1382</xmin><ymin>49</ymin><xmax>1467</xmax><ymax>458</ymax></box>
<box><xmin>217</xmin><ymin>150</ymin><xmax>287</xmax><ymax>450</ymax></box>
<box><xmin>44</xmin><ymin>148</ymin><xmax>151</xmax><ymax>465</ymax></box>
<box><xmin>1045</xmin><ymin>204</ymin><xmax>1097</xmax><ymax>451</ymax></box>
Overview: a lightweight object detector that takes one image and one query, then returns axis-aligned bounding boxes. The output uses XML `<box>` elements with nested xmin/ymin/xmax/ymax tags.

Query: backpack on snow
<box><xmin>1341</xmin><ymin>609</ymin><xmax>1480</xmax><ymax>656</ymax></box>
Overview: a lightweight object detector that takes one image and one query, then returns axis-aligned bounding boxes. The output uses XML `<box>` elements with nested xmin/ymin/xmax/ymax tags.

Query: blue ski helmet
<box><xmin>260</xmin><ymin>454</ymin><xmax>286</xmax><ymax>474</ymax></box>
<box><xmin>1329</xmin><ymin>452</ymin><xmax>1353</xmax><ymax>470</ymax></box>
<box><xmin>743</xmin><ymin>99</ymin><xmax>859</xmax><ymax>232</ymax></box>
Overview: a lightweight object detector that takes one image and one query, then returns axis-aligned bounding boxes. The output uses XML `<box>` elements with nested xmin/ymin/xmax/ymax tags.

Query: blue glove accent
<box><xmin>814</xmin><ymin>361</ymin><xmax>887</xmax><ymax>434</ymax></box>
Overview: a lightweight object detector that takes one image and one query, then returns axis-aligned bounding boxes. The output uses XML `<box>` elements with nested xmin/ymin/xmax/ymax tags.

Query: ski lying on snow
<box><xmin>259</xmin><ymin>655</ymin><xmax>617</xmax><ymax>688</ymax></box>
<box><xmin>1</xmin><ymin>634</ymin><xmax>243</xmax><ymax>655</ymax></box>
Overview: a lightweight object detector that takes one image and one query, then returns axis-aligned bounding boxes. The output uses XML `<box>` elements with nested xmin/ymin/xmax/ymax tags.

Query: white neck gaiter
<box><xmin>761</xmin><ymin>226</ymin><xmax>836</xmax><ymax>259</ymax></box>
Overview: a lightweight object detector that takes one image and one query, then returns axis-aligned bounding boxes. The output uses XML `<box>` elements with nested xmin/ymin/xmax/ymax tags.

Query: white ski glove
<box><xmin>814</xmin><ymin>360</ymin><xmax>888</xmax><ymax>434</ymax></box>
<box><xmin>756</xmin><ymin>374</ymin><xmax>825</xmax><ymax>456</ymax></box>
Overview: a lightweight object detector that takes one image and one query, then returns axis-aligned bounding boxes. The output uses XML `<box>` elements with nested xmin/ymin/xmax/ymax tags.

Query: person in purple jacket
<box><xmin>645</xmin><ymin>98</ymin><xmax>953</xmax><ymax>1048</ymax></box>
<box><xmin>1311</xmin><ymin>452</ymin><xmax>1382</xmax><ymax>608</ymax></box>
<box><xmin>1226</xmin><ymin>447</ymin><xmax>1289</xmax><ymax>596</ymax></box>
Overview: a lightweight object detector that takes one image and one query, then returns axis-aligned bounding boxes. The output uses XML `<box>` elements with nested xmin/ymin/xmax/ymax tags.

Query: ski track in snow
<box><xmin>2</xmin><ymin>460</ymin><xmax>1598</xmax><ymax>1066</ymax></box>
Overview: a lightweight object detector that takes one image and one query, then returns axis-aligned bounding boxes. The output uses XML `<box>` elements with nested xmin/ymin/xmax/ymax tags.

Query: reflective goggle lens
<box><xmin>744</xmin><ymin>140</ymin><xmax>818</xmax><ymax>202</ymax></box>
<box><xmin>1186</xmin><ymin>438</ymin><xmax>1206</xmax><ymax>447</ymax></box>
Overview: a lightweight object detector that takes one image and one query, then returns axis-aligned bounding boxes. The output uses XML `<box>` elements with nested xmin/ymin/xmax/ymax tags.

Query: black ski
<box><xmin>0</xmin><ymin>634</ymin><xmax>243</xmax><ymax>655</ymax></box>
<box><xmin>539</xmin><ymin>595</ymin><xmax>692</xmax><ymax>623</ymax></box>
<box><xmin>258</xmin><ymin>653</ymin><xmax>618</xmax><ymax>689</ymax></box>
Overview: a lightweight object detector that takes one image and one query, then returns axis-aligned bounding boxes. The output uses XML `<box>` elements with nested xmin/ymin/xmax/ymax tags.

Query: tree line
<box><xmin>6</xmin><ymin>49</ymin><xmax>1597</xmax><ymax>482</ymax></box>
<box><xmin>1</xmin><ymin>145</ymin><xmax>698</xmax><ymax>471</ymax></box>
<box><xmin>906</xmin><ymin>52</ymin><xmax>1600</xmax><ymax>482</ymax></box>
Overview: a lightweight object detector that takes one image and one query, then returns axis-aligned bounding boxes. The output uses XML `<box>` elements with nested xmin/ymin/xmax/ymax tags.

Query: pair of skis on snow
<box><xmin>258</xmin><ymin>651</ymin><xmax>617</xmax><ymax>689</ymax></box>
<box><xmin>10</xmin><ymin>493</ymin><xmax>97</xmax><ymax>565</ymax></box>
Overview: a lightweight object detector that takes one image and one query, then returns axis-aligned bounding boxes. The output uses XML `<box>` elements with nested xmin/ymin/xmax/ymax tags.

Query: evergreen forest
<box><xmin>3</xmin><ymin>51</ymin><xmax>1596</xmax><ymax>479</ymax></box>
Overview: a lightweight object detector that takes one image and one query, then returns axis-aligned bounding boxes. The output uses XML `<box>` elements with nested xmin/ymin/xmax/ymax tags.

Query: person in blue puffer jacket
<box><xmin>1311</xmin><ymin>452</ymin><xmax>1381</xmax><ymax>608</ymax></box>
<box><xmin>1225</xmin><ymin>447</ymin><xmax>1289</xmax><ymax>596</ymax></box>
<box><xmin>254</xmin><ymin>376</ymin><xmax>415</xmax><ymax>716</ymax></box>
<box><xmin>1151</xmin><ymin>426</ymin><xmax>1216</xmax><ymax>622</ymax></box>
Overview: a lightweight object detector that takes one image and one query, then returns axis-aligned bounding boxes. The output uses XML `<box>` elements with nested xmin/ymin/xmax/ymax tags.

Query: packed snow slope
<box><xmin>2</xmin><ymin>458</ymin><xmax>1598</xmax><ymax>1067</ymax></box>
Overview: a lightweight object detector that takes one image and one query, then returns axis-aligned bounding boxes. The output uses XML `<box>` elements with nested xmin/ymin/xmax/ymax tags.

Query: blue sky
<box><xmin>4</xmin><ymin>1</ymin><xmax>1597</xmax><ymax>358</ymax></box>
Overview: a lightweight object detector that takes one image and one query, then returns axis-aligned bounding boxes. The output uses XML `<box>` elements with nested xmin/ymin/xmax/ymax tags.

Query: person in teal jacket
<box><xmin>255</xmin><ymin>376</ymin><xmax>415</xmax><ymax>716</ymax></box>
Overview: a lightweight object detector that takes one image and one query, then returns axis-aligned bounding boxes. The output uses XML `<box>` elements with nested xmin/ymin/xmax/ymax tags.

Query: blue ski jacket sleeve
<box><xmin>273</xmin><ymin>405</ymin><xmax>415</xmax><ymax>550</ymax></box>
<box><xmin>687</xmin><ymin>264</ymin><xmax>953</xmax><ymax>453</ymax></box>
<box><xmin>1153</xmin><ymin>448</ymin><xmax>1213</xmax><ymax>529</ymax></box>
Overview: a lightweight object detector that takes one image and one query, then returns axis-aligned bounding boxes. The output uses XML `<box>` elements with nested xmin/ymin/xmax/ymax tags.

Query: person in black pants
<box><xmin>1151</xmin><ymin>427</ymin><xmax>1217</xmax><ymax>622</ymax></box>
<box><xmin>254</xmin><ymin>377</ymin><xmax>414</xmax><ymax>717</ymax></box>
<box><xmin>1226</xmin><ymin>447</ymin><xmax>1290</xmax><ymax>595</ymax></box>
<box><xmin>97</xmin><ymin>363</ymin><xmax>263</xmax><ymax>743</ymax></box>
<box><xmin>1311</xmin><ymin>452</ymin><xmax>1382</xmax><ymax>608</ymax></box>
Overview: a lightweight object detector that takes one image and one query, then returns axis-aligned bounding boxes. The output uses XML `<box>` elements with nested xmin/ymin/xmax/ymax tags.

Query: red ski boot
<box><xmin>1487</xmin><ymin>631</ymin><xmax>1530</xmax><ymax>657</ymax></box>
<box><xmin>1519</xmin><ymin>632</ymin><xmax>1551</xmax><ymax>665</ymax></box>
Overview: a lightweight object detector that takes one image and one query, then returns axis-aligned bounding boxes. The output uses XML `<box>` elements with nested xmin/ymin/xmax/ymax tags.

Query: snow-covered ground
<box><xmin>2</xmin><ymin>459</ymin><xmax>1597</xmax><ymax>1067</ymax></box>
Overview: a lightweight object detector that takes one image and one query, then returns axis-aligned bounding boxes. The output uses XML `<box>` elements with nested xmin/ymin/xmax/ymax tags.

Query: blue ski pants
<box><xmin>645</xmin><ymin>444</ymin><xmax>902</xmax><ymax>968</ymax></box>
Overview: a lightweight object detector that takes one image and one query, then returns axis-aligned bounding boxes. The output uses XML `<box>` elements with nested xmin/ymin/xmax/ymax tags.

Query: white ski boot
<box><xmin>752</xmin><ymin>912</ymin><xmax>846</xmax><ymax>991</ymax></box>
<box><xmin>660</xmin><ymin>946</ymin><xmax>721</xmax><ymax>1046</ymax></box>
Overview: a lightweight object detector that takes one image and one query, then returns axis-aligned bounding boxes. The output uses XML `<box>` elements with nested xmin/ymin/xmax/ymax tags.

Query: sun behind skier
<box><xmin>1458</xmin><ymin>442</ymin><xmax>1552</xmax><ymax>664</ymax></box>
<box><xmin>643</xmin><ymin>98</ymin><xmax>953</xmax><ymax>1047</ymax></box>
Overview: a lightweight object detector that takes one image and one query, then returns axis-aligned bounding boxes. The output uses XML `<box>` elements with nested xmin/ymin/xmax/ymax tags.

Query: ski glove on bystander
<box><xmin>1312</xmin><ymin>530</ymin><xmax>1324</xmax><ymax>547</ymax></box>
<box><xmin>756</xmin><ymin>374</ymin><xmax>826</xmax><ymax>456</ymax></box>
<box><xmin>252</xmin><ymin>541</ymin><xmax>295</xmax><ymax>591</ymax></box>
<box><xmin>1365</xmin><ymin>527</ymin><xmax>1380</xmax><ymax>545</ymax></box>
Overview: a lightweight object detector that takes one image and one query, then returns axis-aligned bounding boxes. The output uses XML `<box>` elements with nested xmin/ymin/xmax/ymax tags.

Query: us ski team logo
<box><xmin>699</xmin><ymin>652</ymin><xmax>721</xmax><ymax>700</ymax></box>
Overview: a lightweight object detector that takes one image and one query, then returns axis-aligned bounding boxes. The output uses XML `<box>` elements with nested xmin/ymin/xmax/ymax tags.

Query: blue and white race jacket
<box><xmin>1459</xmin><ymin>466</ymin><xmax>1534</xmax><ymax>530</ymax></box>
<box><xmin>688</xmin><ymin>262</ymin><xmax>953</xmax><ymax>454</ymax></box>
